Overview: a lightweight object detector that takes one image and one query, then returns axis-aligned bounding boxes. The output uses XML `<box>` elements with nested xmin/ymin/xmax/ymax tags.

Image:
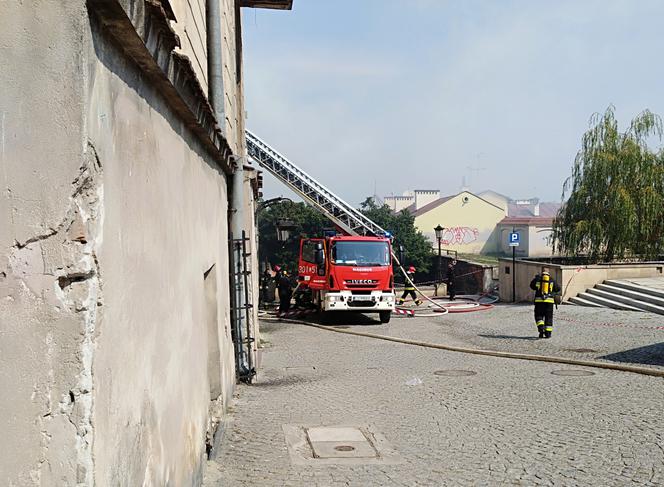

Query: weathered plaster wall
<box><xmin>169</xmin><ymin>0</ymin><xmax>245</xmax><ymax>153</ymax></box>
<box><xmin>171</xmin><ymin>0</ymin><xmax>210</xmax><ymax>93</ymax></box>
<box><xmin>2</xmin><ymin>1</ymin><xmax>256</xmax><ymax>484</ymax></box>
<box><xmin>88</xmin><ymin>18</ymin><xmax>235</xmax><ymax>486</ymax></box>
<box><xmin>221</xmin><ymin>0</ymin><xmax>246</xmax><ymax>153</ymax></box>
<box><xmin>0</xmin><ymin>1</ymin><xmax>98</xmax><ymax>484</ymax></box>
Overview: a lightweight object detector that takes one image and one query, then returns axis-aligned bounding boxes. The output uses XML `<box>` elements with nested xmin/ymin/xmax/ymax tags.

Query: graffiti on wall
<box><xmin>440</xmin><ymin>227</ymin><xmax>480</xmax><ymax>245</ymax></box>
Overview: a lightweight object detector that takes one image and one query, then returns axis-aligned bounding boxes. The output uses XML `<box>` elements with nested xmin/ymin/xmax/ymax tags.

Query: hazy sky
<box><xmin>242</xmin><ymin>0</ymin><xmax>664</xmax><ymax>206</ymax></box>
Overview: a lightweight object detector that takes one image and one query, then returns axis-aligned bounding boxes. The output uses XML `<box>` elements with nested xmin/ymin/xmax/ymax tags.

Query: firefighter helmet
<box><xmin>274</xmin><ymin>265</ymin><xmax>281</xmax><ymax>272</ymax></box>
<box><xmin>408</xmin><ymin>265</ymin><xmax>416</xmax><ymax>273</ymax></box>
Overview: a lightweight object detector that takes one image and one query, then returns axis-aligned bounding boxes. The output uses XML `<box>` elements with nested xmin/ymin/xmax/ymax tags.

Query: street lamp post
<box><xmin>276</xmin><ymin>218</ymin><xmax>296</xmax><ymax>243</ymax></box>
<box><xmin>434</xmin><ymin>224</ymin><xmax>445</xmax><ymax>296</ymax></box>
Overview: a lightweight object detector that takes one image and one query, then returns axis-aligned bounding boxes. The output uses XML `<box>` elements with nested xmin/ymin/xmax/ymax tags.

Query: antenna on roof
<box><xmin>460</xmin><ymin>175</ymin><xmax>469</xmax><ymax>192</ymax></box>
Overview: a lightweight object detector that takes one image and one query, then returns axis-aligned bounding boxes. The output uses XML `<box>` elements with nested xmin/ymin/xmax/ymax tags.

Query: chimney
<box><xmin>384</xmin><ymin>194</ymin><xmax>415</xmax><ymax>212</ymax></box>
<box><xmin>534</xmin><ymin>202</ymin><xmax>540</xmax><ymax>217</ymax></box>
<box><xmin>414</xmin><ymin>190</ymin><xmax>440</xmax><ymax>210</ymax></box>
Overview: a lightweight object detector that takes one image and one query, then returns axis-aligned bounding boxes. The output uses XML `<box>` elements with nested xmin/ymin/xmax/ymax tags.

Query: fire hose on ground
<box><xmin>391</xmin><ymin>251</ymin><xmax>497</xmax><ymax>317</ymax></box>
<box><xmin>260</xmin><ymin>314</ymin><xmax>664</xmax><ymax>379</ymax></box>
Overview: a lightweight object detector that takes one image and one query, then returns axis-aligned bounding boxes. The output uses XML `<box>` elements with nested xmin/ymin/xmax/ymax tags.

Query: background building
<box><xmin>0</xmin><ymin>1</ymin><xmax>290</xmax><ymax>485</ymax></box>
<box><xmin>497</xmin><ymin>199</ymin><xmax>561</xmax><ymax>257</ymax></box>
<box><xmin>387</xmin><ymin>189</ymin><xmax>561</xmax><ymax>257</ymax></box>
<box><xmin>410</xmin><ymin>191</ymin><xmax>506</xmax><ymax>254</ymax></box>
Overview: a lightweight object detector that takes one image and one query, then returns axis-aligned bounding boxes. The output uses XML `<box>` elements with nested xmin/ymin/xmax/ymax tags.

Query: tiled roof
<box><xmin>507</xmin><ymin>202</ymin><xmax>561</xmax><ymax>218</ymax></box>
<box><xmin>403</xmin><ymin>202</ymin><xmax>416</xmax><ymax>214</ymax></box>
<box><xmin>477</xmin><ymin>189</ymin><xmax>511</xmax><ymax>200</ymax></box>
<box><xmin>410</xmin><ymin>195</ymin><xmax>455</xmax><ymax>216</ymax></box>
<box><xmin>500</xmin><ymin>216</ymin><xmax>554</xmax><ymax>226</ymax></box>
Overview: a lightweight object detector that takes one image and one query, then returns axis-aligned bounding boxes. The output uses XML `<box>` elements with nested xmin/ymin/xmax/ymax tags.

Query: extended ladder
<box><xmin>245</xmin><ymin>130</ymin><xmax>448</xmax><ymax>313</ymax></box>
<box><xmin>246</xmin><ymin>130</ymin><xmax>387</xmax><ymax>237</ymax></box>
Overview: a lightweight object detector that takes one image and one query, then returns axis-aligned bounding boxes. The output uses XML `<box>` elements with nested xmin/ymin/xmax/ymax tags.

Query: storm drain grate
<box><xmin>564</xmin><ymin>348</ymin><xmax>598</xmax><ymax>353</ymax></box>
<box><xmin>433</xmin><ymin>369</ymin><xmax>477</xmax><ymax>377</ymax></box>
<box><xmin>551</xmin><ymin>369</ymin><xmax>595</xmax><ymax>377</ymax></box>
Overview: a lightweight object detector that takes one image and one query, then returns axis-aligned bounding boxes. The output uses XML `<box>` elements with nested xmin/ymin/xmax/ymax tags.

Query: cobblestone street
<box><xmin>205</xmin><ymin>304</ymin><xmax>664</xmax><ymax>486</ymax></box>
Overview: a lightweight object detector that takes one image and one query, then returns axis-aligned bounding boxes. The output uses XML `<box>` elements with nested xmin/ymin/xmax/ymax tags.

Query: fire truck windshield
<box><xmin>331</xmin><ymin>241</ymin><xmax>390</xmax><ymax>266</ymax></box>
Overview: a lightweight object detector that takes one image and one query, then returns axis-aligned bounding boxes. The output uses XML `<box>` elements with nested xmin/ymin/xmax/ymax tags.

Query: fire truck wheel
<box><xmin>379</xmin><ymin>311</ymin><xmax>391</xmax><ymax>324</ymax></box>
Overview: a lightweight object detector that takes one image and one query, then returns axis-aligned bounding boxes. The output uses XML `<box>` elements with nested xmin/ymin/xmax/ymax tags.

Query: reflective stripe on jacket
<box><xmin>530</xmin><ymin>275</ymin><xmax>560</xmax><ymax>304</ymax></box>
<box><xmin>405</xmin><ymin>272</ymin><xmax>415</xmax><ymax>290</ymax></box>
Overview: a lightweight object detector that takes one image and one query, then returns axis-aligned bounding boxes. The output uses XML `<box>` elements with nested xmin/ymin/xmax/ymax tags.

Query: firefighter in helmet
<box><xmin>398</xmin><ymin>265</ymin><xmax>422</xmax><ymax>306</ymax></box>
<box><xmin>529</xmin><ymin>266</ymin><xmax>561</xmax><ymax>338</ymax></box>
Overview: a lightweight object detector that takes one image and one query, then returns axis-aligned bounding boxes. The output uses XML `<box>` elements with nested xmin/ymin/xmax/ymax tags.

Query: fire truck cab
<box><xmin>298</xmin><ymin>235</ymin><xmax>395</xmax><ymax>323</ymax></box>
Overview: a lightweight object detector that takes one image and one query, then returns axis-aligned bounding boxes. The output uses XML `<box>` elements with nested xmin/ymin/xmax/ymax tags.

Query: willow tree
<box><xmin>552</xmin><ymin>107</ymin><xmax>664</xmax><ymax>262</ymax></box>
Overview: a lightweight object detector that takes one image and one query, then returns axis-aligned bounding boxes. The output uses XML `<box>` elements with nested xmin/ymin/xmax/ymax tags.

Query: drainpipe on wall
<box><xmin>229</xmin><ymin>157</ymin><xmax>251</xmax><ymax>379</ymax></box>
<box><xmin>207</xmin><ymin>0</ymin><xmax>251</xmax><ymax>378</ymax></box>
<box><xmin>207</xmin><ymin>0</ymin><xmax>225</xmax><ymax>129</ymax></box>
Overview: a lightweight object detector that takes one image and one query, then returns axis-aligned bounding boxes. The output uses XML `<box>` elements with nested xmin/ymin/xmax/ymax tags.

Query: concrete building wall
<box><xmin>169</xmin><ymin>0</ymin><xmax>245</xmax><ymax>153</ymax></box>
<box><xmin>384</xmin><ymin>195</ymin><xmax>414</xmax><ymax>212</ymax></box>
<box><xmin>88</xmin><ymin>24</ymin><xmax>235</xmax><ymax>485</ymax></box>
<box><xmin>171</xmin><ymin>0</ymin><xmax>209</xmax><ymax>93</ymax></box>
<box><xmin>0</xmin><ymin>2</ymin><xmax>94</xmax><ymax>484</ymax></box>
<box><xmin>222</xmin><ymin>0</ymin><xmax>245</xmax><ymax>152</ymax></box>
<box><xmin>477</xmin><ymin>191</ymin><xmax>509</xmax><ymax>214</ymax></box>
<box><xmin>414</xmin><ymin>190</ymin><xmax>439</xmax><ymax>210</ymax></box>
<box><xmin>0</xmin><ymin>1</ymin><xmax>256</xmax><ymax>484</ymax></box>
<box><xmin>415</xmin><ymin>192</ymin><xmax>505</xmax><ymax>254</ymax></box>
<box><xmin>497</xmin><ymin>224</ymin><xmax>554</xmax><ymax>258</ymax></box>
<box><xmin>499</xmin><ymin>259</ymin><xmax>664</xmax><ymax>303</ymax></box>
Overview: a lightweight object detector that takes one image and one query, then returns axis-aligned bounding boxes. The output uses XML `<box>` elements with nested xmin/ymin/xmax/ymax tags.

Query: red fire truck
<box><xmin>297</xmin><ymin>234</ymin><xmax>395</xmax><ymax>323</ymax></box>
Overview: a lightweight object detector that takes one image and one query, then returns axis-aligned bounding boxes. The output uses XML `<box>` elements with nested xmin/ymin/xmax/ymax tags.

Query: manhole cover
<box><xmin>564</xmin><ymin>348</ymin><xmax>598</xmax><ymax>353</ymax></box>
<box><xmin>334</xmin><ymin>445</ymin><xmax>356</xmax><ymax>452</ymax></box>
<box><xmin>283</xmin><ymin>424</ymin><xmax>402</xmax><ymax>465</ymax></box>
<box><xmin>433</xmin><ymin>370</ymin><xmax>477</xmax><ymax>377</ymax></box>
<box><xmin>551</xmin><ymin>369</ymin><xmax>595</xmax><ymax>377</ymax></box>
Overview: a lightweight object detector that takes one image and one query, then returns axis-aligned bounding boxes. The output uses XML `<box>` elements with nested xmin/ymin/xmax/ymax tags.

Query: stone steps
<box><xmin>570</xmin><ymin>279</ymin><xmax>664</xmax><ymax>315</ymax></box>
<box><xmin>575</xmin><ymin>291</ymin><xmax>643</xmax><ymax>312</ymax></box>
<box><xmin>567</xmin><ymin>295</ymin><xmax>603</xmax><ymax>308</ymax></box>
<box><xmin>604</xmin><ymin>279</ymin><xmax>664</xmax><ymax>300</ymax></box>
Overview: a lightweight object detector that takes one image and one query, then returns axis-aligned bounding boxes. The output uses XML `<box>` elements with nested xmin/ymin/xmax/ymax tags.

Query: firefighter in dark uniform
<box><xmin>446</xmin><ymin>260</ymin><xmax>457</xmax><ymax>301</ymax></box>
<box><xmin>529</xmin><ymin>267</ymin><xmax>561</xmax><ymax>338</ymax></box>
<box><xmin>398</xmin><ymin>266</ymin><xmax>422</xmax><ymax>306</ymax></box>
<box><xmin>275</xmin><ymin>266</ymin><xmax>293</xmax><ymax>316</ymax></box>
<box><xmin>260</xmin><ymin>267</ymin><xmax>274</xmax><ymax>306</ymax></box>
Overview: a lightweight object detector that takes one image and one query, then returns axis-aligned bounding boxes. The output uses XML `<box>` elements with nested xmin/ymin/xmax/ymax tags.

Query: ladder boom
<box><xmin>246</xmin><ymin>130</ymin><xmax>388</xmax><ymax>237</ymax></box>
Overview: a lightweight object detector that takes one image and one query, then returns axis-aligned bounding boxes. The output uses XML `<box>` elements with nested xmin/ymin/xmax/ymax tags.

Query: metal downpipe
<box><xmin>206</xmin><ymin>0</ymin><xmax>225</xmax><ymax>126</ymax></box>
<box><xmin>207</xmin><ymin>0</ymin><xmax>250</xmax><ymax>378</ymax></box>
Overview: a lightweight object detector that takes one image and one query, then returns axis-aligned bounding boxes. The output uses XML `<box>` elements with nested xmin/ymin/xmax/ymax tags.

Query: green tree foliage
<box><xmin>359</xmin><ymin>198</ymin><xmax>433</xmax><ymax>272</ymax></box>
<box><xmin>553</xmin><ymin>107</ymin><xmax>664</xmax><ymax>261</ymax></box>
<box><xmin>257</xmin><ymin>200</ymin><xmax>331</xmax><ymax>273</ymax></box>
<box><xmin>257</xmin><ymin>197</ymin><xmax>433</xmax><ymax>273</ymax></box>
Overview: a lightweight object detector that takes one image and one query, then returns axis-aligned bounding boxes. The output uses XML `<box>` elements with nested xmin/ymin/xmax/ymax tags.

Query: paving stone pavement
<box><xmin>358</xmin><ymin>302</ymin><xmax>664</xmax><ymax>369</ymax></box>
<box><xmin>205</xmin><ymin>305</ymin><xmax>664</xmax><ymax>486</ymax></box>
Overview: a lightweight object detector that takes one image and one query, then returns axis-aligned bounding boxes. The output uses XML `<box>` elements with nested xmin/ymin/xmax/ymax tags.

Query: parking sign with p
<box><xmin>509</xmin><ymin>232</ymin><xmax>520</xmax><ymax>247</ymax></box>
